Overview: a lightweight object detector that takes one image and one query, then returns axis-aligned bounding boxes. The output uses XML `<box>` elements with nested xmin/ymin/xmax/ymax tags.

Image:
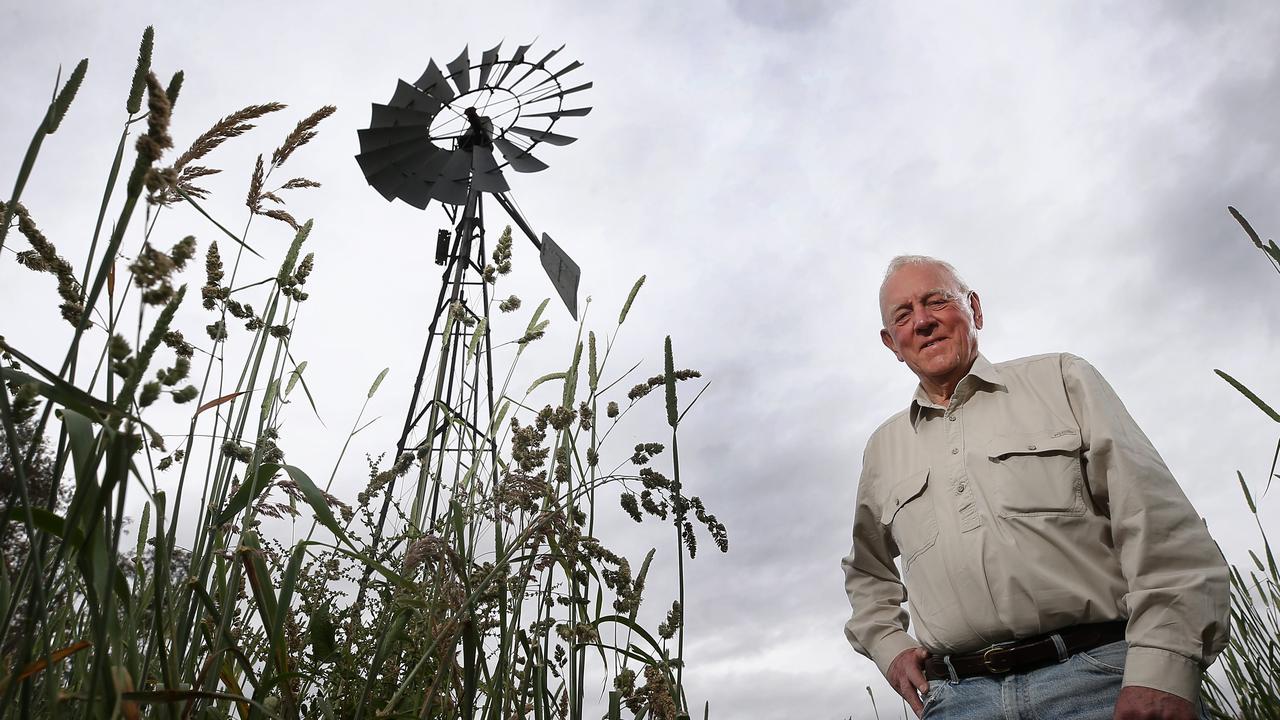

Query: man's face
<box><xmin>879</xmin><ymin>263</ymin><xmax>983</xmax><ymax>392</ymax></box>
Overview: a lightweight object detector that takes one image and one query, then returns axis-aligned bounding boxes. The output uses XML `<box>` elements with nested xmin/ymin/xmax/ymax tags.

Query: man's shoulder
<box><xmin>991</xmin><ymin>351</ymin><xmax>1097</xmax><ymax>379</ymax></box>
<box><xmin>993</xmin><ymin>351</ymin><xmax>1072</xmax><ymax>371</ymax></box>
<box><xmin>865</xmin><ymin>408</ymin><xmax>913</xmax><ymax>449</ymax></box>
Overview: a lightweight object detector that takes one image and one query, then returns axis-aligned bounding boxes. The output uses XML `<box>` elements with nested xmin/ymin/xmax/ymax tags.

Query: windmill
<box><xmin>355</xmin><ymin>43</ymin><xmax>590</xmax><ymax>536</ymax></box>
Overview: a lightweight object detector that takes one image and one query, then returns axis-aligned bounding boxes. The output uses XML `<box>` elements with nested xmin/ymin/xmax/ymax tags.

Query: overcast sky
<box><xmin>4</xmin><ymin>2</ymin><xmax>1280</xmax><ymax>718</ymax></box>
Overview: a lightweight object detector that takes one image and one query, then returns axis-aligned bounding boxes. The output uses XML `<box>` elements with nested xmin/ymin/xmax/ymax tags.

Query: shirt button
<box><xmin>1027</xmin><ymin>444</ymin><xmax>1037</xmax><ymax>451</ymax></box>
<box><xmin>956</xmin><ymin>482</ymin><xmax>966</xmax><ymax>494</ymax></box>
<box><xmin>951</xmin><ymin>448</ymin><xmax>959</xmax><ymax>455</ymax></box>
<box><xmin>947</xmin><ymin>414</ymin><xmax>956</xmax><ymax>421</ymax></box>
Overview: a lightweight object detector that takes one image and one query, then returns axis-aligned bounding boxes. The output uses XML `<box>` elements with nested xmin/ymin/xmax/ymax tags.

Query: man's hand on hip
<box><xmin>1113</xmin><ymin>686</ymin><xmax>1197</xmax><ymax>720</ymax></box>
<box><xmin>887</xmin><ymin>647</ymin><xmax>930</xmax><ymax>718</ymax></box>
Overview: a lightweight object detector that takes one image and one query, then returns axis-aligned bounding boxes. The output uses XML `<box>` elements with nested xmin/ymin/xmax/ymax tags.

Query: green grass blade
<box><xmin>172</xmin><ymin>186</ymin><xmax>262</xmax><ymax>258</ymax></box>
<box><xmin>215</xmin><ymin>462</ymin><xmax>281</xmax><ymax>526</ymax></box>
<box><xmin>527</xmin><ymin>372</ymin><xmax>567</xmax><ymax>395</ymax></box>
<box><xmin>279</xmin><ymin>464</ymin><xmax>347</xmax><ymax>542</ymax></box>
<box><xmin>1215</xmin><ymin>369</ymin><xmax>1280</xmax><ymax>423</ymax></box>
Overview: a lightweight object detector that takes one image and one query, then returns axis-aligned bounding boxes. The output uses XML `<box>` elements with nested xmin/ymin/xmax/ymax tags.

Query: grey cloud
<box><xmin>728</xmin><ymin>0</ymin><xmax>848</xmax><ymax>33</ymax></box>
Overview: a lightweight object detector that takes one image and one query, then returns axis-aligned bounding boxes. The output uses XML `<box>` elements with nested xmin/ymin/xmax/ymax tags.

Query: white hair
<box><xmin>881</xmin><ymin>255</ymin><xmax>970</xmax><ymax>294</ymax></box>
<box><xmin>879</xmin><ymin>255</ymin><xmax>974</xmax><ymax>323</ymax></box>
<box><xmin>880</xmin><ymin>254</ymin><xmax>967</xmax><ymax>292</ymax></box>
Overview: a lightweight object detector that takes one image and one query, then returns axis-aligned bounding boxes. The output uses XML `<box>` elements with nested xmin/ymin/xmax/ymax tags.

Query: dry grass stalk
<box><xmin>170</xmin><ymin>103</ymin><xmax>286</xmax><ymax>173</ymax></box>
<box><xmin>5</xmin><ymin>200</ymin><xmax>83</xmax><ymax>325</ymax></box>
<box><xmin>246</xmin><ymin>154</ymin><xmax>265</xmax><ymax>213</ymax></box>
<box><xmin>160</xmin><ymin>102</ymin><xmax>286</xmax><ymax>203</ymax></box>
<box><xmin>271</xmin><ymin>105</ymin><xmax>336</xmax><ymax>168</ymax></box>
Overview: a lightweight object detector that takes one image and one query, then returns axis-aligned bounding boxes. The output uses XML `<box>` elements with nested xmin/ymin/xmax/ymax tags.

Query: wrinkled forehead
<box><xmin>878</xmin><ymin>264</ymin><xmax>966</xmax><ymax>311</ymax></box>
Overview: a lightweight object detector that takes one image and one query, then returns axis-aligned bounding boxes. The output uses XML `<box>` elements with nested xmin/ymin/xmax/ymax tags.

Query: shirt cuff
<box><xmin>1121</xmin><ymin>646</ymin><xmax>1202</xmax><ymax>703</ymax></box>
<box><xmin>871</xmin><ymin>630</ymin><xmax>923</xmax><ymax>678</ymax></box>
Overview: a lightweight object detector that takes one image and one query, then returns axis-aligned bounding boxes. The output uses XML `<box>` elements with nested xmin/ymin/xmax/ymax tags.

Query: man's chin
<box><xmin>912</xmin><ymin>358</ymin><xmax>962</xmax><ymax>381</ymax></box>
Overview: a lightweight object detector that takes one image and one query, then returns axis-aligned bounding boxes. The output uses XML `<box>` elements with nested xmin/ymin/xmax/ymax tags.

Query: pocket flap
<box><xmin>987</xmin><ymin>429</ymin><xmax>1081</xmax><ymax>459</ymax></box>
<box><xmin>880</xmin><ymin>468</ymin><xmax>930</xmax><ymax>525</ymax></box>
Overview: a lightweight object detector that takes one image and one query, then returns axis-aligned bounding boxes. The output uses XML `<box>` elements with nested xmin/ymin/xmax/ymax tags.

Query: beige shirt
<box><xmin>842</xmin><ymin>352</ymin><xmax>1229</xmax><ymax>701</ymax></box>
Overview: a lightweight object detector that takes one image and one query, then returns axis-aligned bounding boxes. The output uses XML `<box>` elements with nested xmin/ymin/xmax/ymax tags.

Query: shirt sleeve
<box><xmin>841</xmin><ymin>442</ymin><xmax>923</xmax><ymax>677</ymax></box>
<box><xmin>1060</xmin><ymin>353</ymin><xmax>1230</xmax><ymax>702</ymax></box>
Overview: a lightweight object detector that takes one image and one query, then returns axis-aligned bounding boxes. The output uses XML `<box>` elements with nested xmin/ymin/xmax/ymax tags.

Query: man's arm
<box><xmin>1061</xmin><ymin>353</ymin><xmax>1231</xmax><ymax>704</ymax></box>
<box><xmin>841</xmin><ymin>445</ymin><xmax>923</xmax><ymax>677</ymax></box>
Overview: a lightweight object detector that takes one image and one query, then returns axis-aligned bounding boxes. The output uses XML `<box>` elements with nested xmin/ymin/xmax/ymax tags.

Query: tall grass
<box><xmin>0</xmin><ymin>29</ymin><xmax>726</xmax><ymax>720</ymax></box>
<box><xmin>1200</xmin><ymin>207</ymin><xmax>1280</xmax><ymax>720</ymax></box>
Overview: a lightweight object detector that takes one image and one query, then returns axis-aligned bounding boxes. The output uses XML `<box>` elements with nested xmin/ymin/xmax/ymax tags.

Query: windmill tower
<box><xmin>355</xmin><ymin>44</ymin><xmax>590</xmax><ymax>537</ymax></box>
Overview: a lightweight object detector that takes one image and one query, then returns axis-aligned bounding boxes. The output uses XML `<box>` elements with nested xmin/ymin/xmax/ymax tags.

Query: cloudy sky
<box><xmin>4</xmin><ymin>2</ymin><xmax>1280</xmax><ymax>718</ymax></box>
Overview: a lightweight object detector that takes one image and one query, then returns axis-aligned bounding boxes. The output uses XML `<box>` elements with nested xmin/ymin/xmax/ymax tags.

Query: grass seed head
<box><xmin>135</xmin><ymin>72</ymin><xmax>173</xmax><ymax>163</ymax></box>
<box><xmin>126</xmin><ymin>27</ymin><xmax>155</xmax><ymax>115</ymax></box>
<box><xmin>271</xmin><ymin>105</ymin><xmax>337</xmax><ymax>168</ymax></box>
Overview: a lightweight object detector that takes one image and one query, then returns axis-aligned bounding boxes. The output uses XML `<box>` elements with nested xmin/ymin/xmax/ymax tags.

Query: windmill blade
<box><xmin>524</xmin><ymin>106</ymin><xmax>593</xmax><ymax>119</ymax></box>
<box><xmin>531</xmin><ymin>81</ymin><xmax>592</xmax><ymax>104</ymax></box>
<box><xmin>394</xmin><ymin>174</ymin><xmax>437</xmax><ymax>209</ymax></box>
<box><xmin>414</xmin><ymin>60</ymin><xmax>455</xmax><ymax>104</ymax></box>
<box><xmin>362</xmin><ymin>144</ymin><xmax>438</xmax><ymax>200</ymax></box>
<box><xmin>429</xmin><ymin>149</ymin><xmax>473</xmax><ymax>204</ymax></box>
<box><xmin>364</xmin><ymin>166</ymin><xmax>408</xmax><ymax>202</ymax></box>
<box><xmin>539</xmin><ymin>233</ymin><xmax>580</xmax><ymax>320</ymax></box>
<box><xmin>507</xmin><ymin>126</ymin><xmax>577</xmax><ymax>146</ymax></box>
<box><xmin>447</xmin><ymin>46</ymin><xmax>471</xmax><ymax>96</ymax></box>
<box><xmin>430</xmin><ymin>179</ymin><xmax>470</xmax><ymax>205</ymax></box>
<box><xmin>370</xmin><ymin>102</ymin><xmax>434</xmax><ymax>128</ymax></box>
<box><xmin>357</xmin><ymin>125</ymin><xmax>427</xmax><ymax>153</ymax></box>
<box><xmin>495</xmin><ymin>42</ymin><xmax>534</xmax><ymax>85</ymax></box>
<box><xmin>471</xmin><ymin>147</ymin><xmax>510</xmax><ymax>194</ymax></box>
<box><xmin>493</xmin><ymin>137</ymin><xmax>549</xmax><ymax>173</ymax></box>
<box><xmin>524</xmin><ymin>60</ymin><xmax>583</xmax><ymax>94</ymax></box>
<box><xmin>477</xmin><ymin>42</ymin><xmax>503</xmax><ymax>87</ymax></box>
<box><xmin>390</xmin><ymin>80</ymin><xmax>443</xmax><ymax>114</ymax></box>
<box><xmin>513</xmin><ymin>44</ymin><xmax>566</xmax><ymax>87</ymax></box>
<box><xmin>548</xmin><ymin>60</ymin><xmax>583</xmax><ymax>82</ymax></box>
<box><xmin>390</xmin><ymin>150</ymin><xmax>453</xmax><ymax>207</ymax></box>
<box><xmin>439</xmin><ymin>148</ymin><xmax>473</xmax><ymax>182</ymax></box>
<box><xmin>355</xmin><ymin>137</ymin><xmax>436</xmax><ymax>177</ymax></box>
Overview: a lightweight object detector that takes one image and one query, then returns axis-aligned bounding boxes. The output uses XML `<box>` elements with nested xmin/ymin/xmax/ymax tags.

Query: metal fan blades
<box><xmin>356</xmin><ymin>42</ymin><xmax>591</xmax><ymax>209</ymax></box>
<box><xmin>355</xmin><ymin>43</ymin><xmax>590</xmax><ymax>318</ymax></box>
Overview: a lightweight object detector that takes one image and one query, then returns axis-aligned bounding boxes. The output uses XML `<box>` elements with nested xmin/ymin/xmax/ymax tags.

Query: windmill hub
<box><xmin>426</xmin><ymin>87</ymin><xmax>518</xmax><ymax>144</ymax></box>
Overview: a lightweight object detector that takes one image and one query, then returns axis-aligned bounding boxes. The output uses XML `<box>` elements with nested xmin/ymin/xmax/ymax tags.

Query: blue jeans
<box><xmin>921</xmin><ymin>641</ymin><xmax>1208</xmax><ymax>719</ymax></box>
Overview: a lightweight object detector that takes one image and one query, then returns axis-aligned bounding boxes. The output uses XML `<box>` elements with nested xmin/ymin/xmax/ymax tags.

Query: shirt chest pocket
<box><xmin>879</xmin><ymin>468</ymin><xmax>938</xmax><ymax>570</ymax></box>
<box><xmin>985</xmin><ymin>430</ymin><xmax>1086</xmax><ymax>518</ymax></box>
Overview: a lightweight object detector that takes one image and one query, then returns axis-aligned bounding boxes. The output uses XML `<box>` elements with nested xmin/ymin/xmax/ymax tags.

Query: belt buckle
<box><xmin>982</xmin><ymin>645</ymin><xmax>1012</xmax><ymax>674</ymax></box>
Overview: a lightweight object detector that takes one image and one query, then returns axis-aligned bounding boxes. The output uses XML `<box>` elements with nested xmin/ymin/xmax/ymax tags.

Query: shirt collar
<box><xmin>908</xmin><ymin>353</ymin><xmax>1005</xmax><ymax>430</ymax></box>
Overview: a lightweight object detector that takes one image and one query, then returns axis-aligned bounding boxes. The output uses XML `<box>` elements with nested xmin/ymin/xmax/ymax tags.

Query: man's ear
<box><xmin>880</xmin><ymin>328</ymin><xmax>904</xmax><ymax>362</ymax></box>
<box><xmin>968</xmin><ymin>291</ymin><xmax>983</xmax><ymax>330</ymax></box>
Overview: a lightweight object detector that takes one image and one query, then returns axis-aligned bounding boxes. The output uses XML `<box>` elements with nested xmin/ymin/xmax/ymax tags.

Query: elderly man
<box><xmin>841</xmin><ymin>256</ymin><xmax>1229</xmax><ymax>720</ymax></box>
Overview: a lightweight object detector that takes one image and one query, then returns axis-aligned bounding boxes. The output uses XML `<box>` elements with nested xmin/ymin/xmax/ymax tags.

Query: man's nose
<box><xmin>913</xmin><ymin>310</ymin><xmax>938</xmax><ymax>333</ymax></box>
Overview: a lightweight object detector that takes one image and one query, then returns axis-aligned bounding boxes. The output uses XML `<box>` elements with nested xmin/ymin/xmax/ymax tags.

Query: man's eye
<box><xmin>928</xmin><ymin>299</ymin><xmax>948</xmax><ymax>308</ymax></box>
<box><xmin>895</xmin><ymin>314</ymin><xmax>910</xmax><ymax>325</ymax></box>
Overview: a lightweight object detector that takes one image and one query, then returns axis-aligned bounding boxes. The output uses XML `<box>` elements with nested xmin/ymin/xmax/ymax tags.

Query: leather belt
<box><xmin>923</xmin><ymin>621</ymin><xmax>1126</xmax><ymax>681</ymax></box>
